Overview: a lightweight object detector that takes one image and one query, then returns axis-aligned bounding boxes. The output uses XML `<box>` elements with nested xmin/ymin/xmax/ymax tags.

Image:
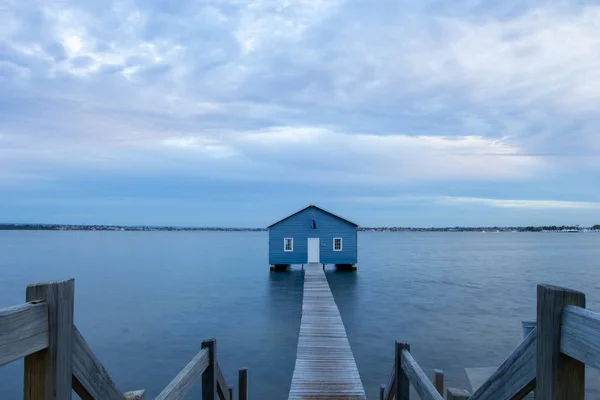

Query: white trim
<box><xmin>284</xmin><ymin>238</ymin><xmax>294</xmax><ymax>252</ymax></box>
<box><xmin>333</xmin><ymin>237</ymin><xmax>343</xmax><ymax>251</ymax></box>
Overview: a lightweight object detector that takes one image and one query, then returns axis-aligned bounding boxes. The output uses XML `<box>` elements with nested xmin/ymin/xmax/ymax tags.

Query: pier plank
<box><xmin>288</xmin><ymin>263</ymin><xmax>366</xmax><ymax>400</ymax></box>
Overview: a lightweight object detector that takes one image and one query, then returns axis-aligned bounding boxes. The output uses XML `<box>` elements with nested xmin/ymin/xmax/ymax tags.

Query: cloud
<box><xmin>0</xmin><ymin>120</ymin><xmax>544</xmax><ymax>186</ymax></box>
<box><xmin>437</xmin><ymin>197</ymin><xmax>600</xmax><ymax>210</ymax></box>
<box><xmin>233</xmin><ymin>0</ymin><xmax>343</xmax><ymax>54</ymax></box>
<box><xmin>340</xmin><ymin>194</ymin><xmax>600</xmax><ymax>211</ymax></box>
<box><xmin>0</xmin><ymin>0</ymin><xmax>599</xmax><ymax>210</ymax></box>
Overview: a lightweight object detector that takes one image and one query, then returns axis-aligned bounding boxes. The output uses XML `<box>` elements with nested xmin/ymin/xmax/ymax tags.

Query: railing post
<box><xmin>379</xmin><ymin>384</ymin><xmax>385</xmax><ymax>400</ymax></box>
<box><xmin>24</xmin><ymin>279</ymin><xmax>74</xmax><ymax>400</ymax></box>
<box><xmin>238</xmin><ymin>368</ymin><xmax>248</xmax><ymax>400</ymax></box>
<box><xmin>433</xmin><ymin>369</ymin><xmax>444</xmax><ymax>396</ymax></box>
<box><xmin>202</xmin><ymin>339</ymin><xmax>217</xmax><ymax>400</ymax></box>
<box><xmin>228</xmin><ymin>385</ymin><xmax>233</xmax><ymax>400</ymax></box>
<box><xmin>395</xmin><ymin>342</ymin><xmax>410</xmax><ymax>400</ymax></box>
<box><xmin>536</xmin><ymin>284</ymin><xmax>585</xmax><ymax>400</ymax></box>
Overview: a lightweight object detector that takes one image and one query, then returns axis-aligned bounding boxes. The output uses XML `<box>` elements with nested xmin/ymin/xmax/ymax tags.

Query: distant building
<box><xmin>267</xmin><ymin>205</ymin><xmax>358</xmax><ymax>271</ymax></box>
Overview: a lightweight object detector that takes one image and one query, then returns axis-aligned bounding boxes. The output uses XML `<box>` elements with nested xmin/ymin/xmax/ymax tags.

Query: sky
<box><xmin>1</xmin><ymin>0</ymin><xmax>599</xmax><ymax>227</ymax></box>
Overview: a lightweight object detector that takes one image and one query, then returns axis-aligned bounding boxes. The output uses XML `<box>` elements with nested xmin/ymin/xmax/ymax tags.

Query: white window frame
<box><xmin>333</xmin><ymin>237</ymin><xmax>342</xmax><ymax>251</ymax></box>
<box><xmin>284</xmin><ymin>238</ymin><xmax>294</xmax><ymax>252</ymax></box>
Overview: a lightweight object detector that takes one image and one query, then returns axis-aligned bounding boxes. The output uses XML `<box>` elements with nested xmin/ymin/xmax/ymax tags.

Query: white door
<box><xmin>307</xmin><ymin>238</ymin><xmax>320</xmax><ymax>263</ymax></box>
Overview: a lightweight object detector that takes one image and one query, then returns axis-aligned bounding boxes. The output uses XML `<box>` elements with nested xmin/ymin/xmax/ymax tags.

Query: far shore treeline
<box><xmin>1</xmin><ymin>223</ymin><xmax>599</xmax><ymax>232</ymax></box>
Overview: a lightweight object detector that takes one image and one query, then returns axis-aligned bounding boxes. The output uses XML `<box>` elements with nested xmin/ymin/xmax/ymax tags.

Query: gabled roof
<box><xmin>267</xmin><ymin>204</ymin><xmax>359</xmax><ymax>229</ymax></box>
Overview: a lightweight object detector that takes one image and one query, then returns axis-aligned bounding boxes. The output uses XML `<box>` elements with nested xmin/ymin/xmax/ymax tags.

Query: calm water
<box><xmin>1</xmin><ymin>231</ymin><xmax>599</xmax><ymax>399</ymax></box>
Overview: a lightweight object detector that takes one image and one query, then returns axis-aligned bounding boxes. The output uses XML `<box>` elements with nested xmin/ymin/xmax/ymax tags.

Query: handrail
<box><xmin>0</xmin><ymin>279</ymin><xmax>248</xmax><ymax>400</ymax></box>
<box><xmin>380</xmin><ymin>343</ymin><xmax>444</xmax><ymax>400</ymax></box>
<box><xmin>561</xmin><ymin>305</ymin><xmax>600</xmax><ymax>369</ymax></box>
<box><xmin>216</xmin><ymin>361</ymin><xmax>231</xmax><ymax>400</ymax></box>
<box><xmin>155</xmin><ymin>347</ymin><xmax>210</xmax><ymax>400</ymax></box>
<box><xmin>381</xmin><ymin>359</ymin><xmax>396</xmax><ymax>400</ymax></box>
<box><xmin>469</xmin><ymin>327</ymin><xmax>537</xmax><ymax>400</ymax></box>
<box><xmin>0</xmin><ymin>301</ymin><xmax>49</xmax><ymax>367</ymax></box>
<box><xmin>72</xmin><ymin>326</ymin><xmax>127</xmax><ymax>400</ymax></box>
<box><xmin>400</xmin><ymin>349</ymin><xmax>443</xmax><ymax>400</ymax></box>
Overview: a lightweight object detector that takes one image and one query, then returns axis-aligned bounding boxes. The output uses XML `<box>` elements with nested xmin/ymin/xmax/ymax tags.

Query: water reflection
<box><xmin>267</xmin><ymin>270</ymin><xmax>304</xmax><ymax>329</ymax></box>
<box><xmin>263</xmin><ymin>271</ymin><xmax>304</xmax><ymax>397</ymax></box>
<box><xmin>327</xmin><ymin>269</ymin><xmax>360</xmax><ymax>316</ymax></box>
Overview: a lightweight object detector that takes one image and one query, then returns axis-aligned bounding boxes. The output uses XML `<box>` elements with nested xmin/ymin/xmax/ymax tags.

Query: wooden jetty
<box><xmin>3</xmin><ymin>278</ymin><xmax>600</xmax><ymax>399</ymax></box>
<box><xmin>288</xmin><ymin>263</ymin><xmax>366</xmax><ymax>399</ymax></box>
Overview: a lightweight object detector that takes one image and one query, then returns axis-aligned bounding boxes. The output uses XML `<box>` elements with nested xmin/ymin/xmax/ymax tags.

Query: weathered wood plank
<box><xmin>382</xmin><ymin>358</ymin><xmax>396</xmax><ymax>400</ymax></box>
<box><xmin>470</xmin><ymin>327</ymin><xmax>537</xmax><ymax>400</ymax></box>
<box><xmin>124</xmin><ymin>390</ymin><xmax>145</xmax><ymax>400</ymax></box>
<box><xmin>400</xmin><ymin>349</ymin><xmax>443</xmax><ymax>400</ymax></box>
<box><xmin>202</xmin><ymin>339</ymin><xmax>217</xmax><ymax>400</ymax></box>
<box><xmin>395</xmin><ymin>343</ymin><xmax>409</xmax><ymax>400</ymax></box>
<box><xmin>464</xmin><ymin>367</ymin><xmax>497</xmax><ymax>393</ymax></box>
<box><xmin>24</xmin><ymin>279</ymin><xmax>74</xmax><ymax>400</ymax></box>
<box><xmin>238</xmin><ymin>368</ymin><xmax>248</xmax><ymax>400</ymax></box>
<box><xmin>433</xmin><ymin>369</ymin><xmax>444</xmax><ymax>396</ymax></box>
<box><xmin>72</xmin><ymin>326</ymin><xmax>125</xmax><ymax>400</ymax></box>
<box><xmin>0</xmin><ymin>301</ymin><xmax>49</xmax><ymax>367</ymax></box>
<box><xmin>288</xmin><ymin>263</ymin><xmax>366</xmax><ymax>399</ymax></box>
<box><xmin>216</xmin><ymin>362</ymin><xmax>230</xmax><ymax>400</ymax></box>
<box><xmin>155</xmin><ymin>347</ymin><xmax>210</xmax><ymax>400</ymax></box>
<box><xmin>561</xmin><ymin>305</ymin><xmax>600</xmax><ymax>369</ymax></box>
<box><xmin>447</xmin><ymin>387</ymin><xmax>470</xmax><ymax>400</ymax></box>
<box><xmin>536</xmin><ymin>284</ymin><xmax>585</xmax><ymax>400</ymax></box>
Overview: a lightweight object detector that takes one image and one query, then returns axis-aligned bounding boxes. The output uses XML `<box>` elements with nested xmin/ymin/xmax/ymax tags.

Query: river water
<box><xmin>1</xmin><ymin>231</ymin><xmax>599</xmax><ymax>398</ymax></box>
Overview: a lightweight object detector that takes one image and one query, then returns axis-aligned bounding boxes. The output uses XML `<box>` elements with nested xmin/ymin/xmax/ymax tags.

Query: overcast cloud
<box><xmin>1</xmin><ymin>0</ymin><xmax>599</xmax><ymax>226</ymax></box>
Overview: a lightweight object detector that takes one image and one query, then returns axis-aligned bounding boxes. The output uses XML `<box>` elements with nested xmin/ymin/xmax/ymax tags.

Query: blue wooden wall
<box><xmin>268</xmin><ymin>206</ymin><xmax>357</xmax><ymax>265</ymax></box>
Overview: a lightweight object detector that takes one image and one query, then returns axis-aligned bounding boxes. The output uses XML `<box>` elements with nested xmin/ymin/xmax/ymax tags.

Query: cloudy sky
<box><xmin>1</xmin><ymin>0</ymin><xmax>599</xmax><ymax>227</ymax></box>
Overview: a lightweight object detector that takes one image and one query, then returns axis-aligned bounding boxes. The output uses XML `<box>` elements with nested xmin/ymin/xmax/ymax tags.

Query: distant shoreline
<box><xmin>1</xmin><ymin>223</ymin><xmax>598</xmax><ymax>233</ymax></box>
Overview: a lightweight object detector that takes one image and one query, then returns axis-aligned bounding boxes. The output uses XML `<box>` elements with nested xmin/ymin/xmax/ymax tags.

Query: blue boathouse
<box><xmin>267</xmin><ymin>205</ymin><xmax>359</xmax><ymax>271</ymax></box>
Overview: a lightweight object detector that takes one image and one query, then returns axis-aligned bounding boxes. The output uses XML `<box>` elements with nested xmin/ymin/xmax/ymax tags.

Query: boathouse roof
<box><xmin>267</xmin><ymin>204</ymin><xmax>359</xmax><ymax>228</ymax></box>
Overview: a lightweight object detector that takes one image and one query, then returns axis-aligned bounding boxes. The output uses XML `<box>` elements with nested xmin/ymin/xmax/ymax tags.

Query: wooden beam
<box><xmin>72</xmin><ymin>326</ymin><xmax>125</xmax><ymax>400</ymax></box>
<box><xmin>155</xmin><ymin>347</ymin><xmax>210</xmax><ymax>400</ymax></box>
<box><xmin>470</xmin><ymin>327</ymin><xmax>537</xmax><ymax>400</ymax></box>
<box><xmin>124</xmin><ymin>390</ymin><xmax>145</xmax><ymax>400</ymax></box>
<box><xmin>447</xmin><ymin>388</ymin><xmax>470</xmax><ymax>400</ymax></box>
<box><xmin>561</xmin><ymin>305</ymin><xmax>600</xmax><ymax>369</ymax></box>
<box><xmin>24</xmin><ymin>279</ymin><xmax>74</xmax><ymax>400</ymax></box>
<box><xmin>382</xmin><ymin>359</ymin><xmax>395</xmax><ymax>400</ymax></box>
<box><xmin>216</xmin><ymin>362</ymin><xmax>230</xmax><ymax>400</ymax></box>
<box><xmin>400</xmin><ymin>349</ymin><xmax>444</xmax><ymax>400</ymax></box>
<box><xmin>395</xmin><ymin>342</ymin><xmax>410</xmax><ymax>400</ymax></box>
<box><xmin>238</xmin><ymin>368</ymin><xmax>248</xmax><ymax>400</ymax></box>
<box><xmin>0</xmin><ymin>301</ymin><xmax>49</xmax><ymax>367</ymax></box>
<box><xmin>536</xmin><ymin>284</ymin><xmax>585</xmax><ymax>400</ymax></box>
<box><xmin>202</xmin><ymin>339</ymin><xmax>217</xmax><ymax>400</ymax></box>
<box><xmin>433</xmin><ymin>369</ymin><xmax>444</xmax><ymax>396</ymax></box>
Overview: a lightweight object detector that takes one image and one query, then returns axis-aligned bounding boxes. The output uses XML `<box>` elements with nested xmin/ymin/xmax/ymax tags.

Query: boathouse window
<box><xmin>333</xmin><ymin>238</ymin><xmax>342</xmax><ymax>251</ymax></box>
<box><xmin>284</xmin><ymin>238</ymin><xmax>293</xmax><ymax>252</ymax></box>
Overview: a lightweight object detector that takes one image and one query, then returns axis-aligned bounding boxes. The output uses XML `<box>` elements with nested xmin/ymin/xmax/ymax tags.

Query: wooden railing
<box><xmin>0</xmin><ymin>279</ymin><xmax>248</xmax><ymax>400</ymax></box>
<box><xmin>380</xmin><ymin>283</ymin><xmax>600</xmax><ymax>400</ymax></box>
<box><xmin>379</xmin><ymin>342</ymin><xmax>445</xmax><ymax>400</ymax></box>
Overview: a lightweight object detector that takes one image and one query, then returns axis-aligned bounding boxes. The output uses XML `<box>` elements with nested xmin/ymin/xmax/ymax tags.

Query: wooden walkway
<box><xmin>288</xmin><ymin>264</ymin><xmax>367</xmax><ymax>400</ymax></box>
